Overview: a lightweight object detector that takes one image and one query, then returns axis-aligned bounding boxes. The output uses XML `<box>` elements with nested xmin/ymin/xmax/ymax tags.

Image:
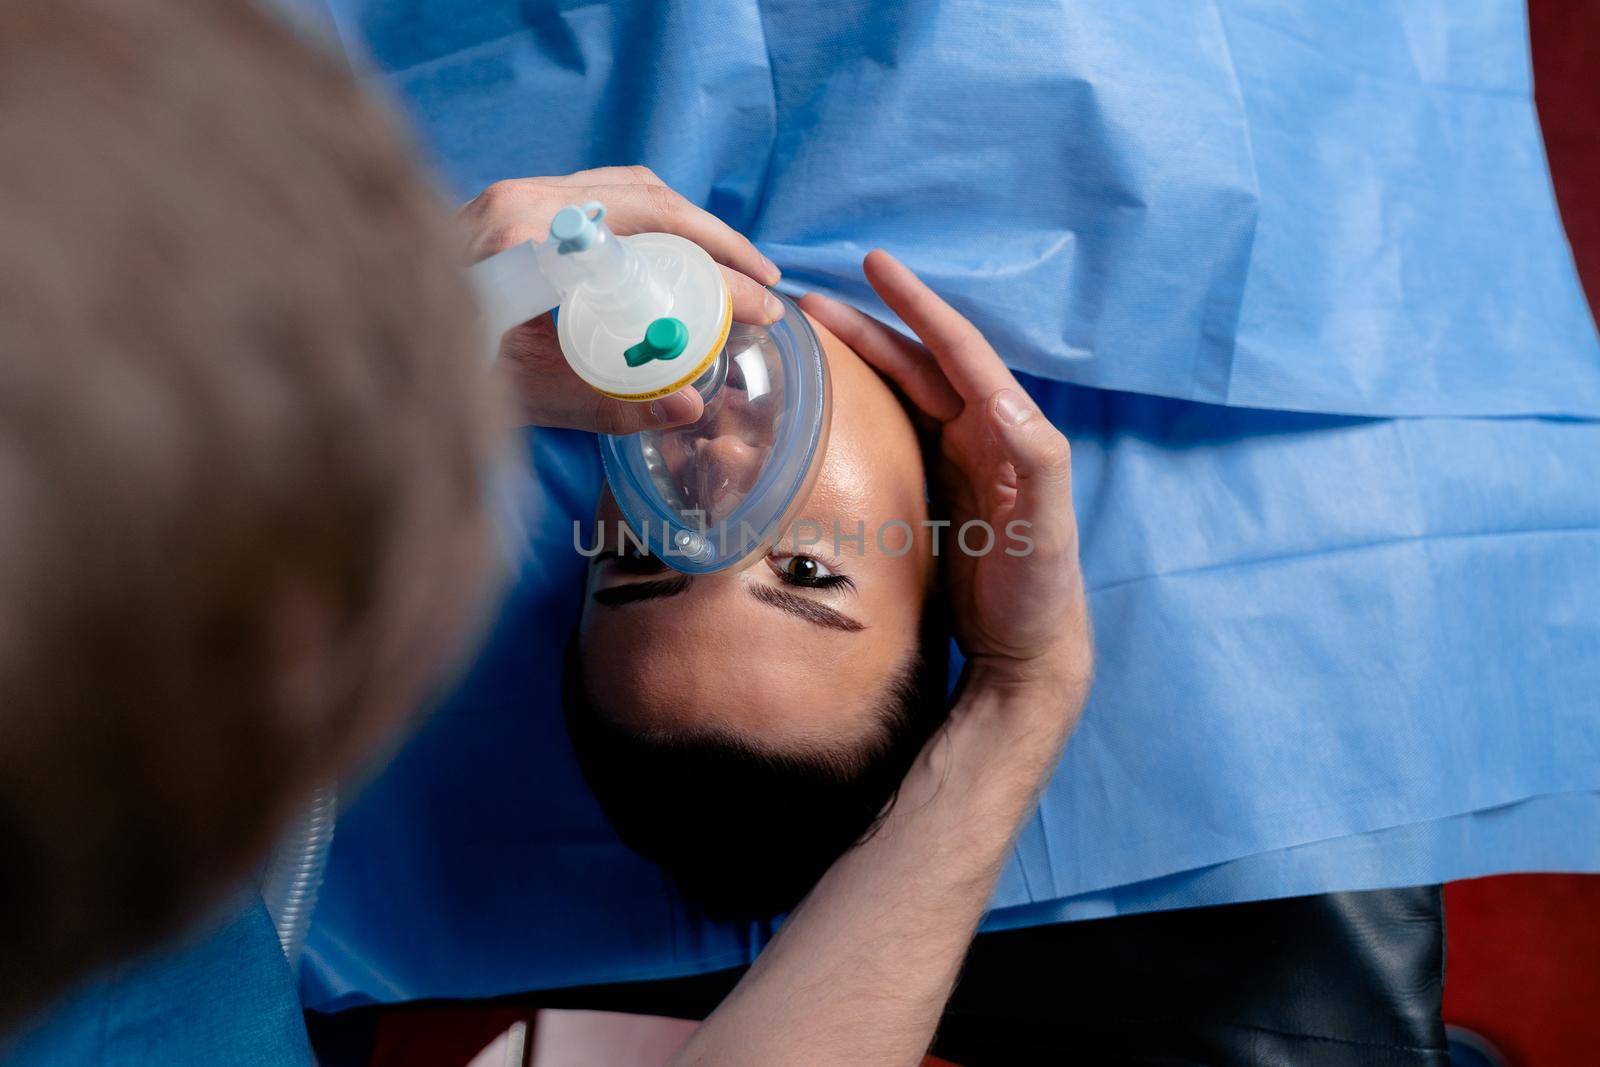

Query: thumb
<box><xmin>591</xmin><ymin>387</ymin><xmax>704</xmax><ymax>435</ymax></box>
<box><xmin>988</xmin><ymin>388</ymin><xmax>1076</xmax><ymax>556</ymax></box>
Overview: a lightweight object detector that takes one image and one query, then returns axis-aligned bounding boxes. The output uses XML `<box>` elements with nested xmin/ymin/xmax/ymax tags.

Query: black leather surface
<box><xmin>932</xmin><ymin>887</ymin><xmax>1448</xmax><ymax>1066</ymax></box>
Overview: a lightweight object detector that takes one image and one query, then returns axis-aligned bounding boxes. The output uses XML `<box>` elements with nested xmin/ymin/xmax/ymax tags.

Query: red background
<box><xmin>1438</xmin><ymin>1</ymin><xmax>1600</xmax><ymax>1063</ymax></box>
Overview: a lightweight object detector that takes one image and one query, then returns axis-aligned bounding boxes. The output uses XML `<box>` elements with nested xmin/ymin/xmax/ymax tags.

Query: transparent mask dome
<box><xmin>599</xmin><ymin>291</ymin><xmax>831</xmax><ymax>574</ymax></box>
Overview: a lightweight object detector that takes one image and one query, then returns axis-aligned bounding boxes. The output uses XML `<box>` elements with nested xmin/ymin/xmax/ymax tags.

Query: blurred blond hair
<box><xmin>0</xmin><ymin>0</ymin><xmax>503</xmax><ymax>1024</ymax></box>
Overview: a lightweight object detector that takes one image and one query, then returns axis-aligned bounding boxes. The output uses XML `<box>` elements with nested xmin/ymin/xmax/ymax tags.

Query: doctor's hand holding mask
<box><xmin>460</xmin><ymin>166</ymin><xmax>783</xmax><ymax>434</ymax></box>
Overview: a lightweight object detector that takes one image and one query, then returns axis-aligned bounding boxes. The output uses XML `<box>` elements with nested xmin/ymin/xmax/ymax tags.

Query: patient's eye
<box><xmin>769</xmin><ymin>553</ymin><xmax>851</xmax><ymax>590</ymax></box>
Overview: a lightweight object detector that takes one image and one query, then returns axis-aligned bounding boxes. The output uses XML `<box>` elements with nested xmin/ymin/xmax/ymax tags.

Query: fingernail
<box><xmin>760</xmin><ymin>256</ymin><xmax>780</xmax><ymax>284</ymax></box>
<box><xmin>764</xmin><ymin>292</ymin><xmax>785</xmax><ymax>321</ymax></box>
<box><xmin>650</xmin><ymin>391</ymin><xmax>697</xmax><ymax>424</ymax></box>
<box><xmin>993</xmin><ymin>389</ymin><xmax>1034</xmax><ymax>427</ymax></box>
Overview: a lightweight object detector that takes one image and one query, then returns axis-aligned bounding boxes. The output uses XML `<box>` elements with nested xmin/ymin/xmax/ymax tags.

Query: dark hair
<box><xmin>563</xmin><ymin>609</ymin><xmax>950</xmax><ymax>920</ymax></box>
<box><xmin>0</xmin><ymin>0</ymin><xmax>495</xmax><ymax>1025</ymax></box>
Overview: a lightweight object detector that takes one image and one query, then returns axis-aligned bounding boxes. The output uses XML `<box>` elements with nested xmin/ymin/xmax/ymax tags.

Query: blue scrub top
<box><xmin>2</xmin><ymin>899</ymin><xmax>312</xmax><ymax>1066</ymax></box>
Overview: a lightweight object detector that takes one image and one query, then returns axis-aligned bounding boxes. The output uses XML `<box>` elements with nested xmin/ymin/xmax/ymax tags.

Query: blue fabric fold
<box><xmin>323</xmin><ymin>0</ymin><xmax>1599</xmax><ymax>417</ymax></box>
<box><xmin>986</xmin><ymin>789</ymin><xmax>1600</xmax><ymax>929</ymax></box>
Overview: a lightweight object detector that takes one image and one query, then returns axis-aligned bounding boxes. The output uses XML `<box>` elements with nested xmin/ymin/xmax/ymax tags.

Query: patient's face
<box><xmin>577</xmin><ymin>312</ymin><xmax>934</xmax><ymax>760</ymax></box>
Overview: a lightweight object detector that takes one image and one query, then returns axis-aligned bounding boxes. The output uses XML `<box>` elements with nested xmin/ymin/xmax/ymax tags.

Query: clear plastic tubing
<box><xmin>261</xmin><ymin>784</ymin><xmax>337</xmax><ymax>971</ymax></box>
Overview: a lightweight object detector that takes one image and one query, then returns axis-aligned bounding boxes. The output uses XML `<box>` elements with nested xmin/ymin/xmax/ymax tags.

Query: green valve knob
<box><xmin>624</xmin><ymin>317</ymin><xmax>689</xmax><ymax>367</ymax></box>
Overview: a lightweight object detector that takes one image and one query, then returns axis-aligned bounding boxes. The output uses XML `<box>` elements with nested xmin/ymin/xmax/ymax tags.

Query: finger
<box><xmin>862</xmin><ymin>250</ymin><xmax>1021</xmax><ymax>404</ymax></box>
<box><xmin>987</xmin><ymin>388</ymin><xmax>1077</xmax><ymax>558</ymax></box>
<box><xmin>721</xmin><ymin>266</ymin><xmax>784</xmax><ymax>325</ymax></box>
<box><xmin>594</xmin><ymin>180</ymin><xmax>780</xmax><ymax>286</ymax></box>
<box><xmin>547</xmin><ymin>165</ymin><xmax>662</xmax><ymax>189</ymax></box>
<box><xmin>656</xmin><ymin>201</ymin><xmax>780</xmax><ymax>287</ymax></box>
<box><xmin>545</xmin><ymin>166</ymin><xmax>626</xmax><ymax>187</ymax></box>
<box><xmin>590</xmin><ymin>387</ymin><xmax>704</xmax><ymax>435</ymax></box>
<box><xmin>799</xmin><ymin>291</ymin><xmax>963</xmax><ymax>422</ymax></box>
<box><xmin>470</xmin><ymin>171</ymin><xmax>782</xmax><ymax>286</ymax></box>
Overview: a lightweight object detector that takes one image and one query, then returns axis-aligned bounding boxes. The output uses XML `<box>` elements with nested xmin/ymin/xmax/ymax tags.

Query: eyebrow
<box><xmin>747</xmin><ymin>582</ymin><xmax>866</xmax><ymax>633</ymax></box>
<box><xmin>590</xmin><ymin>575</ymin><xmax>690</xmax><ymax>606</ymax></box>
<box><xmin>591</xmin><ymin>574</ymin><xmax>866</xmax><ymax>633</ymax></box>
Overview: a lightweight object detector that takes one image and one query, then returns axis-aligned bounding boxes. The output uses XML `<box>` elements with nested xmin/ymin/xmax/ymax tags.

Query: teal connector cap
<box><xmin>624</xmin><ymin>317</ymin><xmax>689</xmax><ymax>367</ymax></box>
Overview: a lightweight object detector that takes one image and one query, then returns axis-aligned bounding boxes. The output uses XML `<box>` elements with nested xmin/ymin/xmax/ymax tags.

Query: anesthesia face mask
<box><xmin>472</xmin><ymin>201</ymin><xmax>831</xmax><ymax>573</ymax></box>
